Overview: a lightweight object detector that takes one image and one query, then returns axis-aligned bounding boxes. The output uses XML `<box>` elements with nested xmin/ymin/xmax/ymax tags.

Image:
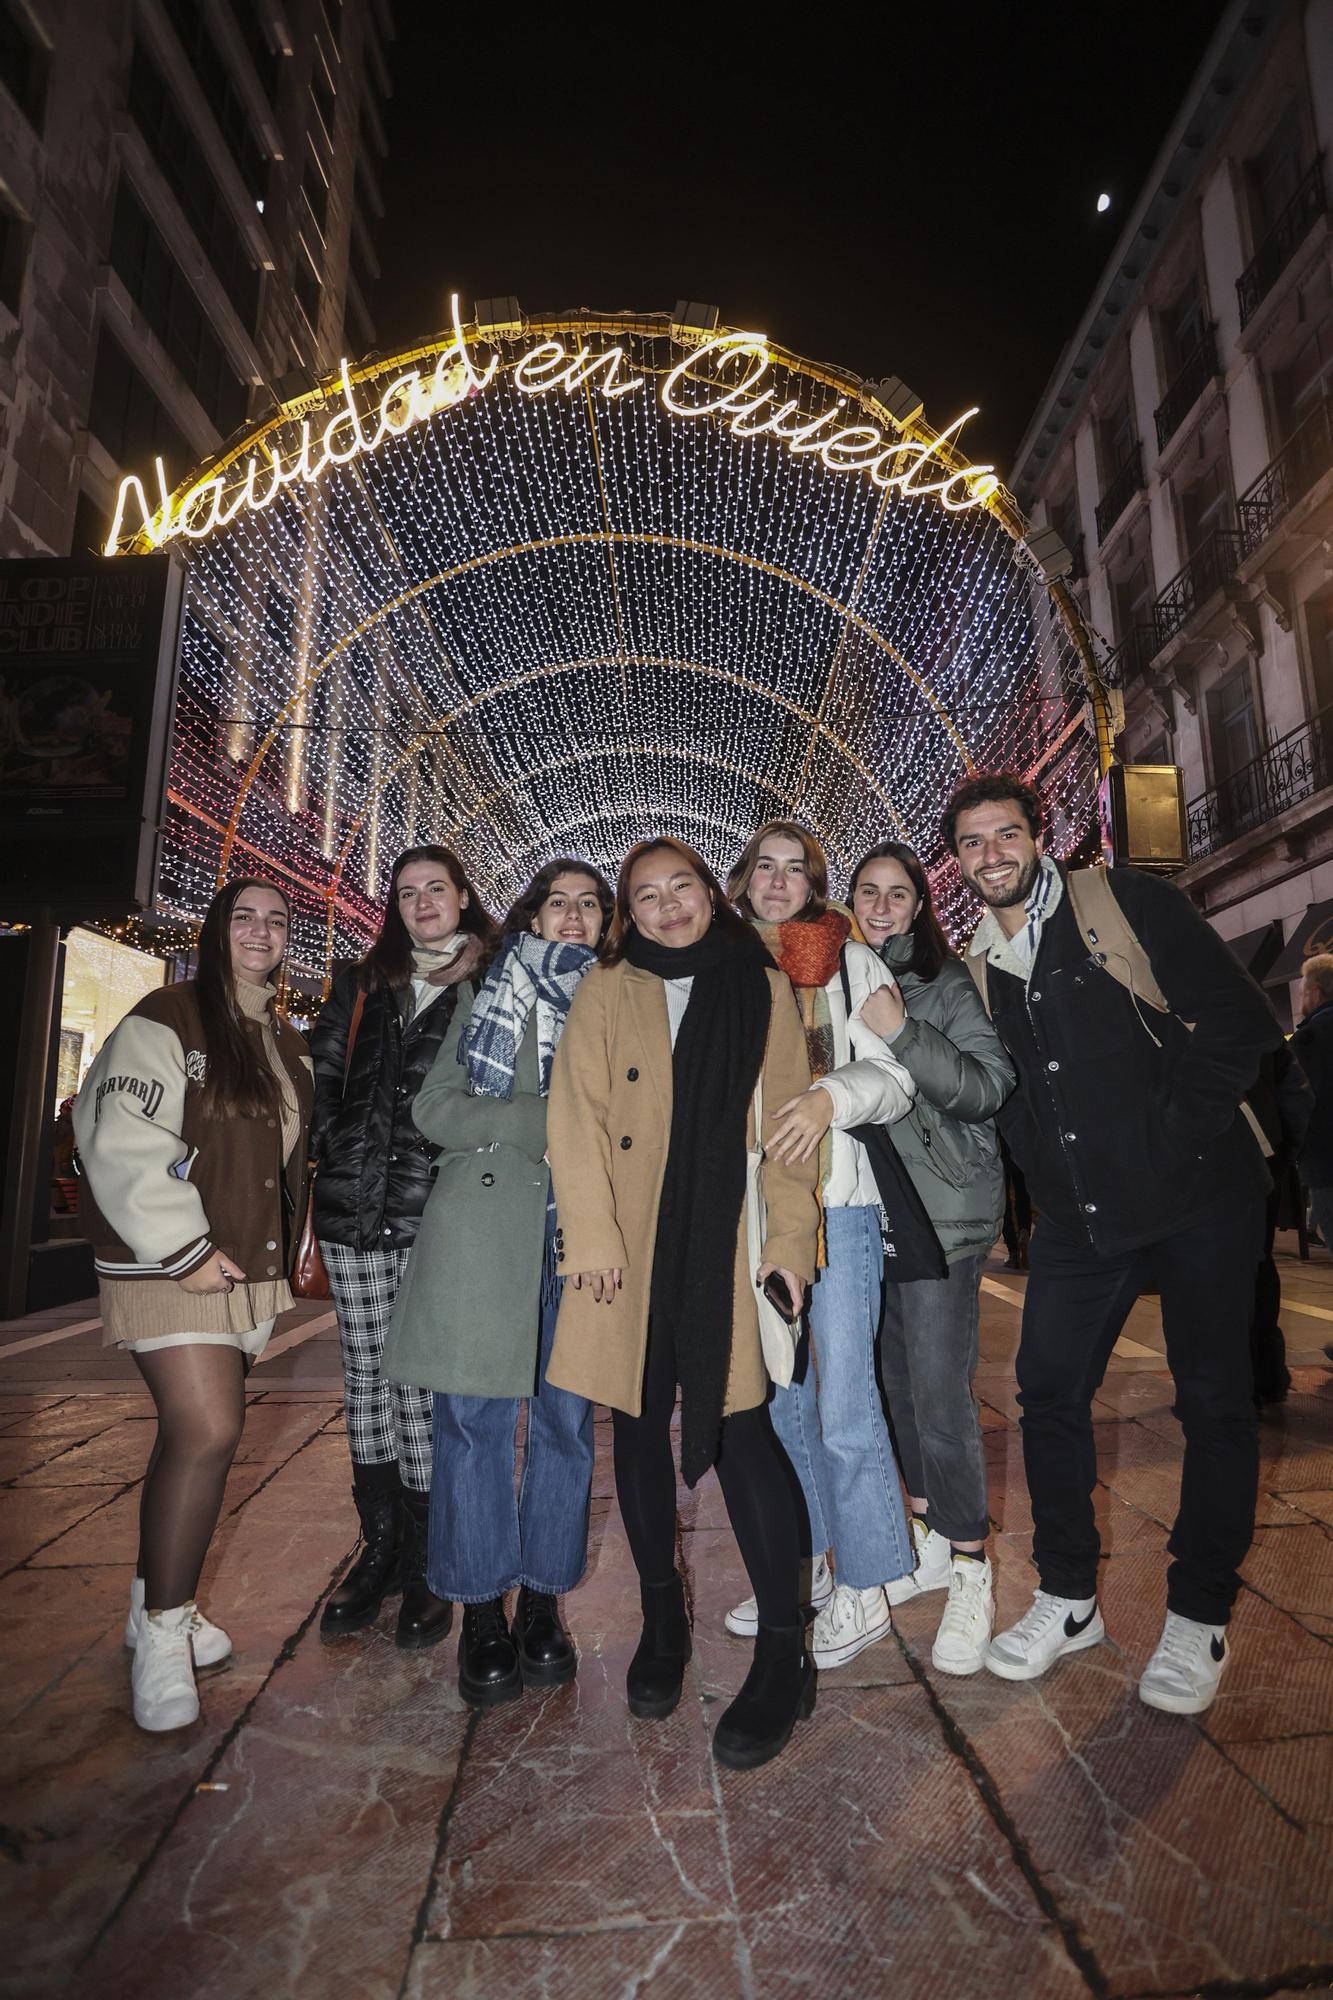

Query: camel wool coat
<box><xmin>544</xmin><ymin>959</ymin><xmax>820</xmax><ymax>1418</ymax></box>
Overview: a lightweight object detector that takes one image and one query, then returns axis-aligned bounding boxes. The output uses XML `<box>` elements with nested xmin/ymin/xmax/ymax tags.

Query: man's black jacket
<box><xmin>982</xmin><ymin>865</ymin><xmax>1281</xmax><ymax>1255</ymax></box>
<box><xmin>1291</xmin><ymin>1001</ymin><xmax>1333</xmax><ymax>1188</ymax></box>
<box><xmin>309</xmin><ymin>969</ymin><xmax>463</xmax><ymax>1252</ymax></box>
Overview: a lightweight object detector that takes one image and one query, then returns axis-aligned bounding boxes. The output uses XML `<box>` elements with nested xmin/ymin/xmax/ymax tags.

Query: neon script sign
<box><xmin>104</xmin><ymin>298</ymin><xmax>1001</xmax><ymax>555</ymax></box>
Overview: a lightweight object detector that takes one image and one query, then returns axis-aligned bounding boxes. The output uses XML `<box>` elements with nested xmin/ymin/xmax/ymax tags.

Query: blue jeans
<box><xmin>770</xmin><ymin>1204</ymin><xmax>912</xmax><ymax>1590</ymax></box>
<box><xmin>427</xmin><ymin>1213</ymin><xmax>594</xmax><ymax>1603</ymax></box>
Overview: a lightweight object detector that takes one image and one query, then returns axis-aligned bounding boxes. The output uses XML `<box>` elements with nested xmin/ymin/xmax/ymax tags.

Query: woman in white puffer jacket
<box><xmin>722</xmin><ymin>821</ymin><xmax>918</xmax><ymax>1671</ymax></box>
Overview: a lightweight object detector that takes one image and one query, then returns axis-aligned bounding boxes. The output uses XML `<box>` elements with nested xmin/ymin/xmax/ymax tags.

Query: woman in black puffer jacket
<box><xmin>311</xmin><ymin>845</ymin><xmax>496</xmax><ymax>1649</ymax></box>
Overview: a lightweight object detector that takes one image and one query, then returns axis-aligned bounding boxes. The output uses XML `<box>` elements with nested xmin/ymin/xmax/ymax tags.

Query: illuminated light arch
<box><xmin>122</xmin><ymin>306</ymin><xmax>1105</xmax><ymax>983</ymax></box>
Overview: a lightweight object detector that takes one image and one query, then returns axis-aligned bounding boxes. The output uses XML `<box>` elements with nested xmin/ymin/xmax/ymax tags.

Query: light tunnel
<box><xmin>110</xmin><ymin>308</ymin><xmax>1102</xmax><ymax>984</ymax></box>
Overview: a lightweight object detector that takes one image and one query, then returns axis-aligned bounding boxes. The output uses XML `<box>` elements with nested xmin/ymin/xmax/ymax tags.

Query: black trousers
<box><xmin>612</xmin><ymin>1322</ymin><xmax>802</xmax><ymax>1629</ymax></box>
<box><xmin>1017</xmin><ymin>1191</ymin><xmax>1264</xmax><ymax>1626</ymax></box>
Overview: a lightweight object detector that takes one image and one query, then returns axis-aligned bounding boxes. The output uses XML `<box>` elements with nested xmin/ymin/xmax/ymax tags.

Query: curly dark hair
<box><xmin>940</xmin><ymin>772</ymin><xmax>1043</xmax><ymax>854</ymax></box>
<box><xmin>501</xmin><ymin>857</ymin><xmax>615</xmax><ymax>946</ymax></box>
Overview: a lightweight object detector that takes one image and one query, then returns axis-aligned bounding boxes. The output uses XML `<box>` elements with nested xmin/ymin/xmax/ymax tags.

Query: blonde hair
<box><xmin>1302</xmin><ymin>954</ymin><xmax>1333</xmax><ymax>1003</ymax></box>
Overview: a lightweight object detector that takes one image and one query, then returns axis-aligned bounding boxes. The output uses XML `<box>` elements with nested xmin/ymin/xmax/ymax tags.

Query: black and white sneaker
<box><xmin>984</xmin><ymin>1589</ymin><xmax>1104</xmax><ymax>1681</ymax></box>
<box><xmin>1138</xmin><ymin>1612</ymin><xmax>1228</xmax><ymax>1715</ymax></box>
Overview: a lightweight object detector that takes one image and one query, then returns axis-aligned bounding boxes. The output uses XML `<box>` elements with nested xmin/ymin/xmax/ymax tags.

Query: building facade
<box><xmin>1011</xmin><ymin>0</ymin><xmax>1333</xmax><ymax>1025</ymax></box>
<box><xmin>0</xmin><ymin>0</ymin><xmax>394</xmax><ymax>560</ymax></box>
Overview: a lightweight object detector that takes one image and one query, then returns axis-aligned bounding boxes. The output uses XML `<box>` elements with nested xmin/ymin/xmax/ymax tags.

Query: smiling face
<box><xmin>534</xmin><ymin>869</ymin><xmax>604</xmax><ymax>949</ymax></box>
<box><xmin>628</xmin><ymin>852</ymin><xmax>714</xmax><ymax>948</ymax></box>
<box><xmin>952</xmin><ymin>799</ymin><xmax>1044</xmax><ymax>913</ymax></box>
<box><xmin>852</xmin><ymin>857</ymin><xmax>922</xmax><ymax>947</ymax></box>
<box><xmin>228</xmin><ymin>885</ymin><xmax>289</xmax><ymax>986</ymax></box>
<box><xmin>747</xmin><ymin>834</ymin><xmax>813</xmax><ymax>924</ymax></box>
<box><xmin>395</xmin><ymin>858</ymin><xmax>466</xmax><ymax>947</ymax></box>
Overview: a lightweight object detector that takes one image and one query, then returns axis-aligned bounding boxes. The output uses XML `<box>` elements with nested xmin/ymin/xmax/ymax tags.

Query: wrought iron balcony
<box><xmin>1152</xmin><ymin>527</ymin><xmax>1243</xmax><ymax>650</ymax></box>
<box><xmin>1100</xmin><ymin>621</ymin><xmax>1160</xmax><ymax>689</ymax></box>
<box><xmin>1187</xmin><ymin>702</ymin><xmax>1333</xmax><ymax>861</ymax></box>
<box><xmin>1095</xmin><ymin>444</ymin><xmax>1144</xmax><ymax>544</ymax></box>
<box><xmin>1237</xmin><ymin>156</ymin><xmax>1326</xmax><ymax>329</ymax></box>
<box><xmin>1154</xmin><ymin>328</ymin><xmax>1218</xmax><ymax>451</ymax></box>
<box><xmin>1237</xmin><ymin>395</ymin><xmax>1333</xmax><ymax>558</ymax></box>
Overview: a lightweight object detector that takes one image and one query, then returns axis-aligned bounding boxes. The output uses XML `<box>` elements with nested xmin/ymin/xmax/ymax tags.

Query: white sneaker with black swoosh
<box><xmin>984</xmin><ymin>1589</ymin><xmax>1104</xmax><ymax>1680</ymax></box>
<box><xmin>1138</xmin><ymin>1612</ymin><xmax>1229</xmax><ymax>1715</ymax></box>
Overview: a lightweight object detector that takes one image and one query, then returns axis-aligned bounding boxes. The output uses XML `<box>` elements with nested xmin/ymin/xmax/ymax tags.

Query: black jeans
<box><xmin>1017</xmin><ymin>1191</ymin><xmax>1264</xmax><ymax>1626</ymax></box>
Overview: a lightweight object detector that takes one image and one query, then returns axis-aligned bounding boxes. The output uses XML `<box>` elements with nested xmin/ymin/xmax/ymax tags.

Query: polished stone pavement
<box><xmin>3</xmin><ymin>1243</ymin><xmax>1332</xmax><ymax>2000</ymax></box>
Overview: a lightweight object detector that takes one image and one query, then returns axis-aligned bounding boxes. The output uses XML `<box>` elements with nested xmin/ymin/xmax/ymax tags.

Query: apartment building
<box><xmin>0</xmin><ymin>0</ymin><xmax>394</xmax><ymax>559</ymax></box>
<box><xmin>1011</xmin><ymin>0</ymin><xmax>1333</xmax><ymax>1024</ymax></box>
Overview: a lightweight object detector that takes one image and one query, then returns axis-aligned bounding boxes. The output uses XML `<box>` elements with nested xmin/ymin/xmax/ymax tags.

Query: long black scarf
<box><xmin>624</xmin><ymin>921</ymin><xmax>773</xmax><ymax>1486</ymax></box>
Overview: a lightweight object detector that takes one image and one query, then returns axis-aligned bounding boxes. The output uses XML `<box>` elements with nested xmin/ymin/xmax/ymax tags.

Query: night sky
<box><xmin>372</xmin><ymin>1</ymin><xmax>1227</xmax><ymax>478</ymax></box>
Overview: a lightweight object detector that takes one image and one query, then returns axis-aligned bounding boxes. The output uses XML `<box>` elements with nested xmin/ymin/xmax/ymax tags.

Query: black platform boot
<box><xmin>514</xmin><ymin>1586</ymin><xmax>576</xmax><ymax>1687</ymax></box>
<box><xmin>712</xmin><ymin>1623</ymin><xmax>815</xmax><ymax>1771</ymax></box>
<box><xmin>458</xmin><ymin>1598</ymin><xmax>523</xmax><ymax>1707</ymax></box>
<box><xmin>626</xmin><ymin>1573</ymin><xmax>692</xmax><ymax>1720</ymax></box>
<box><xmin>320</xmin><ymin>1476</ymin><xmax>404</xmax><ymax>1638</ymax></box>
<box><xmin>395</xmin><ymin>1488</ymin><xmax>454</xmax><ymax>1650</ymax></box>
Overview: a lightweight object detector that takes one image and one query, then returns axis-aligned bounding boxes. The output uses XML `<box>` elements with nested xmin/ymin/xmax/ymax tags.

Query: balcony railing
<box><xmin>1237</xmin><ymin>395</ymin><xmax>1333</xmax><ymax>558</ymax></box>
<box><xmin>1152</xmin><ymin>526</ymin><xmax>1243</xmax><ymax>650</ymax></box>
<box><xmin>1101</xmin><ymin>621</ymin><xmax>1159</xmax><ymax>688</ymax></box>
<box><xmin>1154</xmin><ymin>327</ymin><xmax>1218</xmax><ymax>450</ymax></box>
<box><xmin>1188</xmin><ymin>702</ymin><xmax>1333</xmax><ymax>861</ymax></box>
<box><xmin>1237</xmin><ymin>156</ymin><xmax>1326</xmax><ymax>329</ymax></box>
<box><xmin>1095</xmin><ymin>443</ymin><xmax>1144</xmax><ymax>544</ymax></box>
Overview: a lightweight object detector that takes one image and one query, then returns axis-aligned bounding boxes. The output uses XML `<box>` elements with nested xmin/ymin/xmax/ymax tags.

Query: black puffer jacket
<box><xmin>310</xmin><ymin>969</ymin><xmax>464</xmax><ymax>1251</ymax></box>
<box><xmin>1291</xmin><ymin>1002</ymin><xmax>1333</xmax><ymax>1187</ymax></box>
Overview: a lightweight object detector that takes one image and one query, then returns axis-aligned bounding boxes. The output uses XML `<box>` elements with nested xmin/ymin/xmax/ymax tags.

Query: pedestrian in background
<box><xmin>1293</xmin><ymin>954</ymin><xmax>1333</xmax><ymax>1257</ymax></box>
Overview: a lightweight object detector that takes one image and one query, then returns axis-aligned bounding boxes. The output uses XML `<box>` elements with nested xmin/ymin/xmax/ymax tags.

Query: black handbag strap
<box><xmin>838</xmin><ymin>944</ymin><xmax>853</xmax><ymax>1017</ymax></box>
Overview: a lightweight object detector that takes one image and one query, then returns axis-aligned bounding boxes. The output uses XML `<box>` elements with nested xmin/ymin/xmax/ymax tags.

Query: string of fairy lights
<box><xmin>132</xmin><ymin>318</ymin><xmax>1098</xmax><ymax>983</ymax></box>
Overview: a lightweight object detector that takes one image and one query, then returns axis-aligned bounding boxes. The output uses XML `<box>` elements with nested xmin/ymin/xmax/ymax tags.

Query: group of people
<box><xmin>74</xmin><ymin>770</ymin><xmax>1284</xmax><ymax>1767</ymax></box>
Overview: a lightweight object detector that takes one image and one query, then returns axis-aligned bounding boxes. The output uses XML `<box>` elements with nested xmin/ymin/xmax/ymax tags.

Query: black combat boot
<box><xmin>458</xmin><ymin>1598</ymin><xmax>523</xmax><ymax>1707</ymax></box>
<box><xmin>514</xmin><ymin>1585</ymin><xmax>576</xmax><ymax>1687</ymax></box>
<box><xmin>320</xmin><ymin>1475</ymin><xmax>403</xmax><ymax>1638</ymax></box>
<box><xmin>712</xmin><ymin>1623</ymin><xmax>815</xmax><ymax>1770</ymax></box>
<box><xmin>626</xmin><ymin>1573</ymin><xmax>692</xmax><ymax>1719</ymax></box>
<box><xmin>395</xmin><ymin>1487</ymin><xmax>454</xmax><ymax>1650</ymax></box>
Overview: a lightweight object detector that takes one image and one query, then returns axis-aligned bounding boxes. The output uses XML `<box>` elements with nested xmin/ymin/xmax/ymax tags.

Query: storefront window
<box><xmin>57</xmin><ymin>927</ymin><xmax>166</xmax><ymax>1110</ymax></box>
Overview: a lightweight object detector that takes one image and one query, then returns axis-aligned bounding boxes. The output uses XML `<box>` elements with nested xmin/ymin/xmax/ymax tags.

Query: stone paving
<box><xmin>3</xmin><ymin>1244</ymin><xmax>1332</xmax><ymax>1999</ymax></box>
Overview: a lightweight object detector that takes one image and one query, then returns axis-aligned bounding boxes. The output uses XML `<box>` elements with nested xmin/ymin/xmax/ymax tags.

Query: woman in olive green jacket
<box><xmin>849</xmin><ymin>841</ymin><xmax>1014</xmax><ymax>1680</ymax></box>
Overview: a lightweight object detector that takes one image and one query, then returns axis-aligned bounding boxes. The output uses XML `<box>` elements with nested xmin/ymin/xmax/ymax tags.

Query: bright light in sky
<box><xmin>1097</xmin><ymin>192</ymin><xmax>1112</xmax><ymax>213</ymax></box>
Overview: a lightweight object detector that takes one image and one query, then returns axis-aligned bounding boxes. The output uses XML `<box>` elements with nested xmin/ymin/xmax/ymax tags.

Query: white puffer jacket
<box><xmin>805</xmin><ymin>939</ymin><xmax>915</xmax><ymax>1209</ymax></box>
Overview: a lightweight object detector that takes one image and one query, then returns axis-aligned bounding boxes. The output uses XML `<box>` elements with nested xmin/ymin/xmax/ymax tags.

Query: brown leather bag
<box><xmin>291</xmin><ymin>987</ymin><xmax>366</xmax><ymax>1299</ymax></box>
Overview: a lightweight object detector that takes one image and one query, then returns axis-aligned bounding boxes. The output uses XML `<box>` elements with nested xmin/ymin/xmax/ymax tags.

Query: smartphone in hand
<box><xmin>761</xmin><ymin>1270</ymin><xmax>799</xmax><ymax>1323</ymax></box>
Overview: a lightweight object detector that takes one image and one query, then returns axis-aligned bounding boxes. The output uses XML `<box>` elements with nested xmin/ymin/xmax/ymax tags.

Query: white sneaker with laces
<box><xmin>132</xmin><ymin>1603</ymin><xmax>201</xmax><ymax>1732</ymax></box>
<box><xmin>985</xmin><ymin>1589</ymin><xmax>1104</xmax><ymax>1681</ymax></box>
<box><xmin>725</xmin><ymin>1552</ymin><xmax>833</xmax><ymax>1637</ymax></box>
<box><xmin>931</xmin><ymin>1555</ymin><xmax>994</xmax><ymax>1676</ymax></box>
<box><xmin>1138</xmin><ymin>1611</ymin><xmax>1229</xmax><ymax>1715</ymax></box>
<box><xmin>125</xmin><ymin>1578</ymin><xmax>232</xmax><ymax>1669</ymax></box>
<box><xmin>810</xmin><ymin>1583</ymin><xmax>892</xmax><ymax>1669</ymax></box>
<box><xmin>886</xmin><ymin>1517</ymin><xmax>952</xmax><ymax>1607</ymax></box>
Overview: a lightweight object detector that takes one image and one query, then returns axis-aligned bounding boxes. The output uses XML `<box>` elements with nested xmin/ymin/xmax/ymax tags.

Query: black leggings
<box><xmin>612</xmin><ymin>1323</ymin><xmax>802</xmax><ymax>1628</ymax></box>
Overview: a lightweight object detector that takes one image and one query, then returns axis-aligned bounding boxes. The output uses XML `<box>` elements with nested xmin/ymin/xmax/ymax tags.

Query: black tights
<box><xmin>612</xmin><ymin>1325</ymin><xmax>801</xmax><ymax>1628</ymax></box>
<box><xmin>133</xmin><ymin>1344</ymin><xmax>248</xmax><ymax>1608</ymax></box>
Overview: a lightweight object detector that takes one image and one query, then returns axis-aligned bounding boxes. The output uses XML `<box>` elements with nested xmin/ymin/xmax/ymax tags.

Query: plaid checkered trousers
<box><xmin>320</xmin><ymin>1244</ymin><xmax>433</xmax><ymax>1492</ymax></box>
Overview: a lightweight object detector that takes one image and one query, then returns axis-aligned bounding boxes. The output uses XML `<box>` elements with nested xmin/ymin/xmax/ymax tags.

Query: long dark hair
<box><xmin>502</xmin><ymin>857</ymin><xmax>614</xmax><ymax>949</ymax></box>
<box><xmin>848</xmin><ymin>842</ymin><xmax>953</xmax><ymax>983</ymax></box>
<box><xmin>726</xmin><ymin>820</ymin><xmax>829</xmax><ymax>923</ymax></box>
<box><xmin>359</xmin><ymin>844</ymin><xmax>497</xmax><ymax>991</ymax></box>
<box><xmin>195</xmin><ymin>877</ymin><xmax>290</xmax><ymax>1119</ymax></box>
<box><xmin>602</xmin><ymin>838</ymin><xmax>752</xmax><ymax>966</ymax></box>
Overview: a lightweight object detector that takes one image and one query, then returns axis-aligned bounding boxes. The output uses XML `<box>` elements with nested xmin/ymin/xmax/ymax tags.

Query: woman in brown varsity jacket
<box><xmin>73</xmin><ymin>879</ymin><xmax>313</xmax><ymax>1734</ymax></box>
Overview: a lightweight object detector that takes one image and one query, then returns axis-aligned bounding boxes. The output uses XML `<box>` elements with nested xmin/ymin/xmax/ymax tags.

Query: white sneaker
<box><xmin>985</xmin><ymin>1589</ymin><xmax>1104</xmax><ymax>1681</ymax></box>
<box><xmin>931</xmin><ymin>1555</ymin><xmax>994</xmax><ymax>1676</ymax></box>
<box><xmin>125</xmin><ymin>1578</ymin><xmax>232</xmax><ymax>1669</ymax></box>
<box><xmin>132</xmin><ymin>1603</ymin><xmax>201</xmax><ymax>1732</ymax></box>
<box><xmin>1138</xmin><ymin>1611</ymin><xmax>1229</xmax><ymax>1715</ymax></box>
<box><xmin>886</xmin><ymin>1517</ymin><xmax>952</xmax><ymax>1607</ymax></box>
<box><xmin>725</xmin><ymin>1552</ymin><xmax>833</xmax><ymax>1637</ymax></box>
<box><xmin>810</xmin><ymin>1584</ymin><xmax>892</xmax><ymax>1669</ymax></box>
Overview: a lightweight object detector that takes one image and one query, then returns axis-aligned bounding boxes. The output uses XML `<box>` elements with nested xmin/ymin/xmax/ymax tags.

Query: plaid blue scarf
<box><xmin>459</xmin><ymin>931</ymin><xmax>595</xmax><ymax>1098</ymax></box>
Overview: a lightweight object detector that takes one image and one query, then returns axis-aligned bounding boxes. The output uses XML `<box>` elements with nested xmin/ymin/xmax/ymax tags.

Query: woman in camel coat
<box><xmin>546</xmin><ymin>837</ymin><xmax>820</xmax><ymax>1772</ymax></box>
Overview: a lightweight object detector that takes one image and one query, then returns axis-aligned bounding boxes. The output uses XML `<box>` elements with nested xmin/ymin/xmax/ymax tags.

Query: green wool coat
<box><xmin>379</xmin><ymin>989</ymin><xmax>553</xmax><ymax>1398</ymax></box>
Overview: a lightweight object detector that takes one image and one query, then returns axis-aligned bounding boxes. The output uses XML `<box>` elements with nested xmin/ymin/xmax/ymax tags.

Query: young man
<box><xmin>944</xmin><ymin>772</ymin><xmax>1281</xmax><ymax>1714</ymax></box>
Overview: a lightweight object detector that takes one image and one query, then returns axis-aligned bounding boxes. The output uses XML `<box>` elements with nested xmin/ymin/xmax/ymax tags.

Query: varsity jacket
<box><xmin>73</xmin><ymin>981</ymin><xmax>315</xmax><ymax>1283</ymax></box>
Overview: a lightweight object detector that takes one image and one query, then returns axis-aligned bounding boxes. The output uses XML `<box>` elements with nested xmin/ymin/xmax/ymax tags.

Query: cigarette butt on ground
<box><xmin>195</xmin><ymin>1782</ymin><xmax>230</xmax><ymax>1792</ymax></box>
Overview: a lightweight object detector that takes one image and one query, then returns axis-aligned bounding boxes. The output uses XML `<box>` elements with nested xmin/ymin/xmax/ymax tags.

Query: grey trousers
<box><xmin>878</xmin><ymin>1249</ymin><xmax>990</xmax><ymax>1544</ymax></box>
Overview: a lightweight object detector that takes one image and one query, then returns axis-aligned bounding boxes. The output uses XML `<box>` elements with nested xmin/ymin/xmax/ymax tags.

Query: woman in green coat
<box><xmin>849</xmin><ymin>841</ymin><xmax>1015</xmax><ymax>1679</ymax></box>
<box><xmin>380</xmin><ymin>858</ymin><xmax>612</xmax><ymax>1708</ymax></box>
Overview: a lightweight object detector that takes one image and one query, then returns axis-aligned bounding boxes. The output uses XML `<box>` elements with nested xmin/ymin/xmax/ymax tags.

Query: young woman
<box><xmin>74</xmin><ymin>879</ymin><xmax>313</xmax><ymax>1732</ymax></box>
<box><xmin>849</xmin><ymin>841</ymin><xmax>1014</xmax><ymax>1674</ymax></box>
<box><xmin>381</xmin><ymin>860</ymin><xmax>611</xmax><ymax>1706</ymax></box>
<box><xmin>545</xmin><ymin>838</ymin><xmax>821</xmax><ymax>1771</ymax></box>
<box><xmin>310</xmin><ymin>845</ymin><xmax>496</xmax><ymax>1650</ymax></box>
<box><xmin>724</xmin><ymin>822</ymin><xmax>917</xmax><ymax>1668</ymax></box>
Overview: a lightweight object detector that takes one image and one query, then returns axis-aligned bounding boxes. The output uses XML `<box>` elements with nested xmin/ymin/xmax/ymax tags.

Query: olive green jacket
<box><xmin>879</xmin><ymin>939</ymin><xmax>1015</xmax><ymax>1262</ymax></box>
